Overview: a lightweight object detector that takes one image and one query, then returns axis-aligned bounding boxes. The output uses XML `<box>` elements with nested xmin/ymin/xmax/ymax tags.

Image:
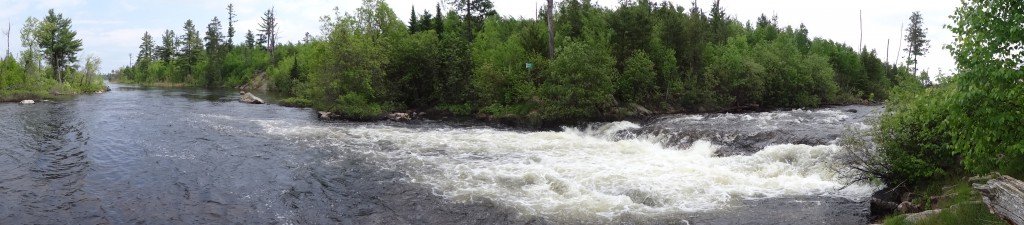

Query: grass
<box><xmin>0</xmin><ymin>89</ymin><xmax>51</xmax><ymax>102</ymax></box>
<box><xmin>882</xmin><ymin>176</ymin><xmax>1008</xmax><ymax>225</ymax></box>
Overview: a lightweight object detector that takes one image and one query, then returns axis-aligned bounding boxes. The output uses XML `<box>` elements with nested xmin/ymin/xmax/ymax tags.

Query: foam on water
<box><xmin>256</xmin><ymin>120</ymin><xmax>876</xmax><ymax>220</ymax></box>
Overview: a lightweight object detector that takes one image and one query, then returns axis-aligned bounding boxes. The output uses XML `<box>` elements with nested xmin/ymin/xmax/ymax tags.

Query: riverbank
<box><xmin>0</xmin><ymin>85</ymin><xmax>110</xmax><ymax>103</ymax></box>
<box><xmin>874</xmin><ymin>174</ymin><xmax>1010</xmax><ymax>225</ymax></box>
<box><xmin>0</xmin><ymin>90</ymin><xmax>51</xmax><ymax>102</ymax></box>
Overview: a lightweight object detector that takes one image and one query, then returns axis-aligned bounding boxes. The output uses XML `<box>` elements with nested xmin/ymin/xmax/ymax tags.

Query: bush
<box><xmin>332</xmin><ymin>92</ymin><xmax>382</xmax><ymax>120</ymax></box>
<box><xmin>872</xmin><ymin>82</ymin><xmax>959</xmax><ymax>187</ymax></box>
<box><xmin>537</xmin><ymin>41</ymin><xmax>616</xmax><ymax>122</ymax></box>
<box><xmin>618</xmin><ymin>50</ymin><xmax>656</xmax><ymax>104</ymax></box>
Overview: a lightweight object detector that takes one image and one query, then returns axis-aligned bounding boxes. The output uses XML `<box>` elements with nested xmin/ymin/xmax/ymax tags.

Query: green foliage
<box><xmin>333</xmin><ymin>92</ymin><xmax>383</xmax><ymax>120</ymax></box>
<box><xmin>874</xmin><ymin>82</ymin><xmax>958</xmax><ymax>186</ymax></box>
<box><xmin>386</xmin><ymin>31</ymin><xmax>442</xmax><ymax>108</ymax></box>
<box><xmin>944</xmin><ymin>0</ymin><xmax>1024</xmax><ymax>173</ymax></box>
<box><xmin>108</xmin><ymin>0</ymin><xmax>902</xmax><ymax>124</ymax></box>
<box><xmin>36</xmin><ymin>9</ymin><xmax>83</xmax><ymax>84</ymax></box>
<box><xmin>471</xmin><ymin>18</ymin><xmax>535</xmax><ymax>109</ymax></box>
<box><xmin>618</xmin><ymin>50</ymin><xmax>656</xmax><ymax>103</ymax></box>
<box><xmin>754</xmin><ymin>33</ymin><xmax>837</xmax><ymax>108</ymax></box>
<box><xmin>703</xmin><ymin>35</ymin><xmax>764</xmax><ymax>107</ymax></box>
<box><xmin>538</xmin><ymin>41</ymin><xmax>615</xmax><ymax>122</ymax></box>
<box><xmin>1</xmin><ymin>10</ymin><xmax>103</xmax><ymax>101</ymax></box>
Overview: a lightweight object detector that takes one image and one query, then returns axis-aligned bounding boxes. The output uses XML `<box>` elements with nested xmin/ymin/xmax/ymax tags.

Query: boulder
<box><xmin>319</xmin><ymin>111</ymin><xmax>335</xmax><ymax>120</ymax></box>
<box><xmin>239</xmin><ymin>91</ymin><xmax>265</xmax><ymax>104</ymax></box>
<box><xmin>629</xmin><ymin>103</ymin><xmax>654</xmax><ymax>116</ymax></box>
<box><xmin>19</xmin><ymin>100</ymin><xmax>35</xmax><ymax>104</ymax></box>
<box><xmin>903</xmin><ymin>209</ymin><xmax>942</xmax><ymax>223</ymax></box>
<box><xmin>387</xmin><ymin>112</ymin><xmax>411</xmax><ymax>121</ymax></box>
<box><xmin>898</xmin><ymin>201</ymin><xmax>922</xmax><ymax>214</ymax></box>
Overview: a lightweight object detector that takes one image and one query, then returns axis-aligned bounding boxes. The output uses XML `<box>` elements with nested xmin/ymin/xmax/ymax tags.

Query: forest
<box><xmin>112</xmin><ymin>0</ymin><xmax>916</xmax><ymax>125</ymax></box>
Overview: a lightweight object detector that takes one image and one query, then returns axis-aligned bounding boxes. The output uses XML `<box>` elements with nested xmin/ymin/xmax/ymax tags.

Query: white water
<box><xmin>255</xmin><ymin>118</ymin><xmax>876</xmax><ymax>220</ymax></box>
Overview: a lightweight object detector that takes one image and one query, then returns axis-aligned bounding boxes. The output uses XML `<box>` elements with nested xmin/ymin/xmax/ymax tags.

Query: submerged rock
<box><xmin>239</xmin><ymin>91</ymin><xmax>265</xmax><ymax>104</ymax></box>
<box><xmin>19</xmin><ymin>100</ymin><xmax>35</xmax><ymax>104</ymax></box>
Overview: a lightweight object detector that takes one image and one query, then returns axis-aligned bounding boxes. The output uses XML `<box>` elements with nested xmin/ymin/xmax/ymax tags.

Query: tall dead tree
<box><xmin>3</xmin><ymin>20</ymin><xmax>10</xmax><ymax>56</ymax></box>
<box><xmin>259</xmin><ymin>7</ymin><xmax>278</xmax><ymax>64</ymax></box>
<box><xmin>546</xmin><ymin>0</ymin><xmax>555</xmax><ymax>59</ymax></box>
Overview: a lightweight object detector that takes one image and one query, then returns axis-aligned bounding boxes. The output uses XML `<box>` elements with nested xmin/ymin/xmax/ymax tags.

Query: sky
<box><xmin>0</xmin><ymin>0</ymin><xmax>959</xmax><ymax>79</ymax></box>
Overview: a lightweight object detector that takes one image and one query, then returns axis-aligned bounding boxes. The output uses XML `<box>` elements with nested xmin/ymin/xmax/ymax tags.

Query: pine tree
<box><xmin>226</xmin><ymin>4</ymin><xmax>236</xmax><ymax>47</ymax></box>
<box><xmin>903</xmin><ymin>11</ymin><xmax>929</xmax><ymax>75</ymax></box>
<box><xmin>409</xmin><ymin>6</ymin><xmax>418</xmax><ymax>33</ymax></box>
<box><xmin>35</xmin><ymin>9</ymin><xmax>82</xmax><ymax>84</ymax></box>
<box><xmin>434</xmin><ymin>4</ymin><xmax>444</xmax><ymax>34</ymax></box>
<box><xmin>137</xmin><ymin>31</ymin><xmax>154</xmax><ymax>66</ymax></box>
<box><xmin>244</xmin><ymin>30</ymin><xmax>255</xmax><ymax>49</ymax></box>
<box><xmin>179</xmin><ymin>19</ymin><xmax>202</xmax><ymax>80</ymax></box>
<box><xmin>158</xmin><ymin>29</ymin><xmax>177</xmax><ymax>63</ymax></box>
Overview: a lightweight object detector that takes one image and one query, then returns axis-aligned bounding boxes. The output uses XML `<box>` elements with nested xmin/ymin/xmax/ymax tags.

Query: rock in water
<box><xmin>239</xmin><ymin>91</ymin><xmax>265</xmax><ymax>104</ymax></box>
<box><xmin>319</xmin><ymin>111</ymin><xmax>334</xmax><ymax>120</ymax></box>
<box><xmin>19</xmin><ymin>100</ymin><xmax>35</xmax><ymax>104</ymax></box>
<box><xmin>387</xmin><ymin>112</ymin><xmax>411</xmax><ymax>121</ymax></box>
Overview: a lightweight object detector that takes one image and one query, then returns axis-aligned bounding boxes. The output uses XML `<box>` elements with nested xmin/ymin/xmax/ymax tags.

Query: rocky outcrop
<box><xmin>19</xmin><ymin>100</ymin><xmax>35</xmax><ymax>104</ymax></box>
<box><xmin>238</xmin><ymin>71</ymin><xmax>269</xmax><ymax>91</ymax></box>
<box><xmin>239</xmin><ymin>91</ymin><xmax>265</xmax><ymax>104</ymax></box>
<box><xmin>973</xmin><ymin>174</ymin><xmax>1024</xmax><ymax>225</ymax></box>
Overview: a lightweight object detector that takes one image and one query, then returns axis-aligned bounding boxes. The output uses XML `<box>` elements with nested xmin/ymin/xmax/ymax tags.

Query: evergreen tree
<box><xmin>409</xmin><ymin>6</ymin><xmax>418</xmax><ymax>33</ymax></box>
<box><xmin>419</xmin><ymin>10</ymin><xmax>433</xmax><ymax>33</ymax></box>
<box><xmin>434</xmin><ymin>4</ymin><xmax>444</xmax><ymax>34</ymax></box>
<box><xmin>137</xmin><ymin>31</ymin><xmax>155</xmax><ymax>70</ymax></box>
<box><xmin>158</xmin><ymin>29</ymin><xmax>177</xmax><ymax>63</ymax></box>
<box><xmin>204</xmin><ymin>16</ymin><xmax>224</xmax><ymax>86</ymax></box>
<box><xmin>447</xmin><ymin>0</ymin><xmax>495</xmax><ymax>37</ymax></box>
<box><xmin>903</xmin><ymin>11</ymin><xmax>929</xmax><ymax>75</ymax></box>
<box><xmin>36</xmin><ymin>9</ymin><xmax>82</xmax><ymax>83</ymax></box>
<box><xmin>226</xmin><ymin>4</ymin><xmax>236</xmax><ymax>47</ymax></box>
<box><xmin>179</xmin><ymin>19</ymin><xmax>202</xmax><ymax>80</ymax></box>
<box><xmin>244</xmin><ymin>30</ymin><xmax>256</xmax><ymax>49</ymax></box>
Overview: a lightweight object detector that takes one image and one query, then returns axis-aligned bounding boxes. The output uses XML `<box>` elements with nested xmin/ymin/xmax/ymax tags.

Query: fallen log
<box><xmin>973</xmin><ymin>174</ymin><xmax>1024</xmax><ymax>225</ymax></box>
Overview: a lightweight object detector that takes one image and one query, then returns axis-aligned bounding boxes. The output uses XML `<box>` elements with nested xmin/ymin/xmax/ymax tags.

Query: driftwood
<box><xmin>973</xmin><ymin>174</ymin><xmax>1024</xmax><ymax>225</ymax></box>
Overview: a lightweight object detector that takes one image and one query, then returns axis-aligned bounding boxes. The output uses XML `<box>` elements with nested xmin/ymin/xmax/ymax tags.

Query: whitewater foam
<box><xmin>255</xmin><ymin>119</ymin><xmax>876</xmax><ymax>220</ymax></box>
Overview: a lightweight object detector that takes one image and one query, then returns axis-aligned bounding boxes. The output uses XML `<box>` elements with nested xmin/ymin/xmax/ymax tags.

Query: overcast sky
<box><xmin>0</xmin><ymin>0</ymin><xmax>958</xmax><ymax>78</ymax></box>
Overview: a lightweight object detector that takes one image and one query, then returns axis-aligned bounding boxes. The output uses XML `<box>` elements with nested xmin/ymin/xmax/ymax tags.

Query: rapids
<box><xmin>0</xmin><ymin>83</ymin><xmax>880</xmax><ymax>224</ymax></box>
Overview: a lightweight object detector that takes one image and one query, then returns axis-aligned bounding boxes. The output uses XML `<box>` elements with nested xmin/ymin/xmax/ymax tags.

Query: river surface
<box><xmin>0</xmin><ymin>83</ymin><xmax>881</xmax><ymax>224</ymax></box>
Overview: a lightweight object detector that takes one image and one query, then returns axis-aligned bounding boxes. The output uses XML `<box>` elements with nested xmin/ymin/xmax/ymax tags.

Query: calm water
<box><xmin>0</xmin><ymin>83</ymin><xmax>879</xmax><ymax>224</ymax></box>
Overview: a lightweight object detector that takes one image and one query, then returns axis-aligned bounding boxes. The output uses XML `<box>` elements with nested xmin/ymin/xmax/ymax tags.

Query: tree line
<box><xmin>0</xmin><ymin>9</ymin><xmax>105</xmax><ymax>101</ymax></box>
<box><xmin>113</xmin><ymin>0</ymin><xmax>916</xmax><ymax>125</ymax></box>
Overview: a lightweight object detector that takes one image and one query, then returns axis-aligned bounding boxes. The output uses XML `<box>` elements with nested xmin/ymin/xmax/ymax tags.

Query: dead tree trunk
<box><xmin>973</xmin><ymin>174</ymin><xmax>1024</xmax><ymax>225</ymax></box>
<box><xmin>546</xmin><ymin>0</ymin><xmax>555</xmax><ymax>60</ymax></box>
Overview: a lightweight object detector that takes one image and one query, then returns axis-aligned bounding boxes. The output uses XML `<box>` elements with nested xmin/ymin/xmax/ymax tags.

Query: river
<box><xmin>0</xmin><ymin>83</ymin><xmax>881</xmax><ymax>224</ymax></box>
